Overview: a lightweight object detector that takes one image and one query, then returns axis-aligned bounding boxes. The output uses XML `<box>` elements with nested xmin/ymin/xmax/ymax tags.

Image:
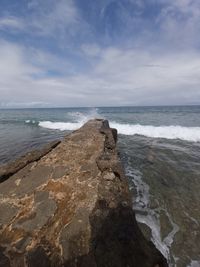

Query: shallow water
<box><xmin>0</xmin><ymin>106</ymin><xmax>200</xmax><ymax>266</ymax></box>
<box><xmin>118</xmin><ymin>135</ymin><xmax>200</xmax><ymax>267</ymax></box>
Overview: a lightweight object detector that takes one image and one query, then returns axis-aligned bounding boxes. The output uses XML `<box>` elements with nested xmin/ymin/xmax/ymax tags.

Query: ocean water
<box><xmin>0</xmin><ymin>106</ymin><xmax>200</xmax><ymax>267</ymax></box>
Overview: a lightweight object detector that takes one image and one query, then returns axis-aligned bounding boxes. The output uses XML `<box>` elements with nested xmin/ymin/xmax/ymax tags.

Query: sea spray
<box><xmin>39</xmin><ymin>109</ymin><xmax>102</xmax><ymax>131</ymax></box>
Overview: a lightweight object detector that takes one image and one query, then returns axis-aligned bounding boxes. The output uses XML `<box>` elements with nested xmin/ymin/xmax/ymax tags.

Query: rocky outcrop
<box><xmin>0</xmin><ymin>119</ymin><xmax>168</xmax><ymax>267</ymax></box>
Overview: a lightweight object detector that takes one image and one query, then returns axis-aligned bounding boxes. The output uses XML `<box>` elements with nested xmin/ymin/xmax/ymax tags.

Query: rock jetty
<box><xmin>0</xmin><ymin>119</ymin><xmax>168</xmax><ymax>267</ymax></box>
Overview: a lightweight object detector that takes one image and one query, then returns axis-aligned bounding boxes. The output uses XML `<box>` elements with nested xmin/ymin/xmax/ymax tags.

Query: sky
<box><xmin>0</xmin><ymin>0</ymin><xmax>200</xmax><ymax>108</ymax></box>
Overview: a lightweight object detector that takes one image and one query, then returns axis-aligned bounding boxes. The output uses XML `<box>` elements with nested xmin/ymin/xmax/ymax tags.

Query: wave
<box><xmin>38</xmin><ymin>109</ymin><xmax>102</xmax><ymax>131</ymax></box>
<box><xmin>39</xmin><ymin>121</ymin><xmax>83</xmax><ymax>131</ymax></box>
<box><xmin>25</xmin><ymin>120</ymin><xmax>38</xmax><ymax>125</ymax></box>
<box><xmin>110</xmin><ymin>122</ymin><xmax>200</xmax><ymax>142</ymax></box>
<box><xmin>38</xmin><ymin>118</ymin><xmax>200</xmax><ymax>142</ymax></box>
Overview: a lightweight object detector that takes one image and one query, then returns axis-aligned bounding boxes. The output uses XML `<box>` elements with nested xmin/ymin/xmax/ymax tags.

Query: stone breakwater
<box><xmin>0</xmin><ymin>119</ymin><xmax>168</xmax><ymax>267</ymax></box>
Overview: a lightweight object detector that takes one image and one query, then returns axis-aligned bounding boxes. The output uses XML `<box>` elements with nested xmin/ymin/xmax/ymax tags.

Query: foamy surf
<box><xmin>38</xmin><ymin>109</ymin><xmax>103</xmax><ymax>131</ymax></box>
<box><xmin>39</xmin><ymin>119</ymin><xmax>200</xmax><ymax>142</ymax></box>
<box><xmin>25</xmin><ymin>120</ymin><xmax>37</xmax><ymax>124</ymax></box>
<box><xmin>188</xmin><ymin>261</ymin><xmax>200</xmax><ymax>267</ymax></box>
<box><xmin>126</xmin><ymin>165</ymin><xmax>179</xmax><ymax>266</ymax></box>
<box><xmin>110</xmin><ymin>122</ymin><xmax>200</xmax><ymax>142</ymax></box>
<box><xmin>39</xmin><ymin>121</ymin><xmax>83</xmax><ymax>131</ymax></box>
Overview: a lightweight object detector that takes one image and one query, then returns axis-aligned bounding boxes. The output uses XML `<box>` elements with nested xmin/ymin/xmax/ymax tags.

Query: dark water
<box><xmin>0</xmin><ymin>106</ymin><xmax>200</xmax><ymax>267</ymax></box>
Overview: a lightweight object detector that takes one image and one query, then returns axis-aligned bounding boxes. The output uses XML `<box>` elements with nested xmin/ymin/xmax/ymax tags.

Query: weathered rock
<box><xmin>0</xmin><ymin>140</ymin><xmax>61</xmax><ymax>183</ymax></box>
<box><xmin>0</xmin><ymin>119</ymin><xmax>168</xmax><ymax>267</ymax></box>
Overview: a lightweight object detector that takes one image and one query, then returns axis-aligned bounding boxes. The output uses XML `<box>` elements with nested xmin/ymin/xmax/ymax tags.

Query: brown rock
<box><xmin>0</xmin><ymin>119</ymin><xmax>168</xmax><ymax>267</ymax></box>
<box><xmin>0</xmin><ymin>140</ymin><xmax>60</xmax><ymax>183</ymax></box>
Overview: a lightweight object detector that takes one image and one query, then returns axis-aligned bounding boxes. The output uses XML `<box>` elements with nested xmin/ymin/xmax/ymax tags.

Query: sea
<box><xmin>0</xmin><ymin>106</ymin><xmax>200</xmax><ymax>267</ymax></box>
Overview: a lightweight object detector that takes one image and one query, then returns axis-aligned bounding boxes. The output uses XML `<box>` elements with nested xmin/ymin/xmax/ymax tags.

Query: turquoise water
<box><xmin>0</xmin><ymin>106</ymin><xmax>200</xmax><ymax>266</ymax></box>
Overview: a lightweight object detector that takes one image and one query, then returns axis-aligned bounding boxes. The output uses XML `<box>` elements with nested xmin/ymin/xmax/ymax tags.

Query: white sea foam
<box><xmin>39</xmin><ymin>109</ymin><xmax>102</xmax><ymax>131</ymax></box>
<box><xmin>39</xmin><ymin>119</ymin><xmax>200</xmax><ymax>142</ymax></box>
<box><xmin>25</xmin><ymin>120</ymin><xmax>36</xmax><ymax>124</ymax></box>
<box><xmin>188</xmin><ymin>261</ymin><xmax>200</xmax><ymax>267</ymax></box>
<box><xmin>39</xmin><ymin>121</ymin><xmax>83</xmax><ymax>131</ymax></box>
<box><xmin>110</xmin><ymin>122</ymin><xmax>200</xmax><ymax>142</ymax></box>
<box><xmin>126</xmin><ymin>165</ymin><xmax>179</xmax><ymax>266</ymax></box>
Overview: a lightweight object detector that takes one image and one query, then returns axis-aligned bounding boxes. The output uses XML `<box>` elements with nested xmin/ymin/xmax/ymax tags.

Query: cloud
<box><xmin>156</xmin><ymin>0</ymin><xmax>200</xmax><ymax>48</ymax></box>
<box><xmin>0</xmin><ymin>1</ymin><xmax>200</xmax><ymax>107</ymax></box>
<box><xmin>1</xmin><ymin>0</ymin><xmax>200</xmax><ymax>50</ymax></box>
<box><xmin>81</xmin><ymin>44</ymin><xmax>102</xmax><ymax>57</ymax></box>
<box><xmin>0</xmin><ymin>38</ymin><xmax>200</xmax><ymax>107</ymax></box>
<box><xmin>0</xmin><ymin>17</ymin><xmax>24</xmax><ymax>31</ymax></box>
<box><xmin>71</xmin><ymin>47</ymin><xmax>200</xmax><ymax>106</ymax></box>
<box><xmin>28</xmin><ymin>0</ymin><xmax>82</xmax><ymax>37</ymax></box>
<box><xmin>0</xmin><ymin>40</ymin><xmax>39</xmax><ymax>78</ymax></box>
<box><xmin>0</xmin><ymin>0</ymin><xmax>90</xmax><ymax>46</ymax></box>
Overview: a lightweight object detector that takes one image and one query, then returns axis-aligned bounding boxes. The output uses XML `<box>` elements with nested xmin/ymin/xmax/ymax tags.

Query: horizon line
<box><xmin>0</xmin><ymin>104</ymin><xmax>200</xmax><ymax>110</ymax></box>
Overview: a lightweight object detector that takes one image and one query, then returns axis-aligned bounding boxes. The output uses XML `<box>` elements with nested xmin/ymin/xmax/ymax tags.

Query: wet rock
<box><xmin>138</xmin><ymin>222</ymin><xmax>152</xmax><ymax>241</ymax></box>
<box><xmin>0</xmin><ymin>120</ymin><xmax>168</xmax><ymax>267</ymax></box>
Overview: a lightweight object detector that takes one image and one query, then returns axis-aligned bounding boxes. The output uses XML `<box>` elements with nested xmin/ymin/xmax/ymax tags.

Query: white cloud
<box><xmin>81</xmin><ymin>44</ymin><xmax>102</xmax><ymax>57</ymax></box>
<box><xmin>29</xmin><ymin>0</ymin><xmax>81</xmax><ymax>37</ymax></box>
<box><xmin>0</xmin><ymin>17</ymin><xmax>24</xmax><ymax>31</ymax></box>
<box><xmin>0</xmin><ymin>0</ymin><xmax>88</xmax><ymax>43</ymax></box>
<box><xmin>156</xmin><ymin>0</ymin><xmax>200</xmax><ymax>48</ymax></box>
<box><xmin>0</xmin><ymin>39</ymin><xmax>200</xmax><ymax>107</ymax></box>
<box><xmin>0</xmin><ymin>1</ymin><xmax>200</xmax><ymax>107</ymax></box>
<box><xmin>0</xmin><ymin>40</ymin><xmax>40</xmax><ymax>79</ymax></box>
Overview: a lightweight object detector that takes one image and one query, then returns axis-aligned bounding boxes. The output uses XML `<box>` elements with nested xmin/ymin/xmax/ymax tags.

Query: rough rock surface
<box><xmin>0</xmin><ymin>119</ymin><xmax>168</xmax><ymax>267</ymax></box>
<box><xmin>0</xmin><ymin>140</ymin><xmax>61</xmax><ymax>183</ymax></box>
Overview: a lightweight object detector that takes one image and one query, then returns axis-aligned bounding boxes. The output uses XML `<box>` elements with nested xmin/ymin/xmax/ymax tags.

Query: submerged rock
<box><xmin>0</xmin><ymin>119</ymin><xmax>168</xmax><ymax>267</ymax></box>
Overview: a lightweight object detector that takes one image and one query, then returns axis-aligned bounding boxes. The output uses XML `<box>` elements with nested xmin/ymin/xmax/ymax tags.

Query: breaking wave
<box><xmin>110</xmin><ymin>122</ymin><xmax>200</xmax><ymax>142</ymax></box>
<box><xmin>39</xmin><ymin>121</ymin><xmax>83</xmax><ymax>131</ymax></box>
<box><xmin>38</xmin><ymin>118</ymin><xmax>200</xmax><ymax>142</ymax></box>
<box><xmin>38</xmin><ymin>109</ymin><xmax>102</xmax><ymax>131</ymax></box>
